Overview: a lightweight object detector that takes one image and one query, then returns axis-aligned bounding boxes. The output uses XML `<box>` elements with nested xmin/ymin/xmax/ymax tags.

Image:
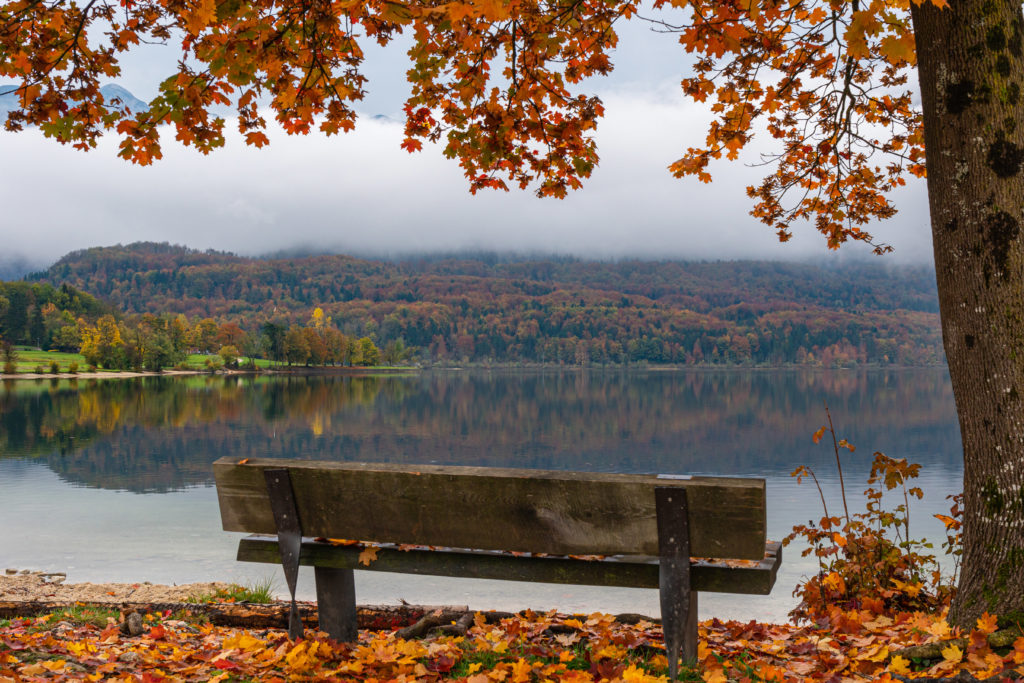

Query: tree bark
<box><xmin>911</xmin><ymin>0</ymin><xmax>1024</xmax><ymax>627</ymax></box>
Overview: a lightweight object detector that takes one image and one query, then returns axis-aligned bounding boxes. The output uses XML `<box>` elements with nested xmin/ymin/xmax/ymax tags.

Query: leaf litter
<box><xmin>4</xmin><ymin>602</ymin><xmax>1024</xmax><ymax>682</ymax></box>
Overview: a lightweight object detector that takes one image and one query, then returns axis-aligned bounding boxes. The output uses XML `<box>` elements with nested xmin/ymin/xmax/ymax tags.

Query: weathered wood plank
<box><xmin>236</xmin><ymin>536</ymin><xmax>782</xmax><ymax>595</ymax></box>
<box><xmin>215</xmin><ymin>458</ymin><xmax>766</xmax><ymax>559</ymax></box>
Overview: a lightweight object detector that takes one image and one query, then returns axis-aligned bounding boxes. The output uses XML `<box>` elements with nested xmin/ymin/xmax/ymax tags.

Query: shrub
<box><xmin>784</xmin><ymin>408</ymin><xmax>960</xmax><ymax>622</ymax></box>
<box><xmin>49</xmin><ymin>360</ymin><xmax>60</xmax><ymax>374</ymax></box>
<box><xmin>2</xmin><ymin>361</ymin><xmax>14</xmax><ymax>375</ymax></box>
<box><xmin>218</xmin><ymin>345</ymin><xmax>240</xmax><ymax>369</ymax></box>
<box><xmin>86</xmin><ymin>364</ymin><xmax>97</xmax><ymax>373</ymax></box>
<box><xmin>33</xmin><ymin>365</ymin><xmax>44</xmax><ymax>374</ymax></box>
<box><xmin>68</xmin><ymin>361</ymin><xmax>79</xmax><ymax>374</ymax></box>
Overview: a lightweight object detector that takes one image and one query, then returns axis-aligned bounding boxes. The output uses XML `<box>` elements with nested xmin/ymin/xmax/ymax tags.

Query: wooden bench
<box><xmin>213</xmin><ymin>458</ymin><xmax>781</xmax><ymax>677</ymax></box>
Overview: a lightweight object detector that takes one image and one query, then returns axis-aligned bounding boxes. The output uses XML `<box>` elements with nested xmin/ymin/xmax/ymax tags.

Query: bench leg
<box><xmin>264</xmin><ymin>469</ymin><xmax>304</xmax><ymax>641</ymax></box>
<box><xmin>656</xmin><ymin>487</ymin><xmax>697</xmax><ymax>679</ymax></box>
<box><xmin>315</xmin><ymin>567</ymin><xmax>358</xmax><ymax>642</ymax></box>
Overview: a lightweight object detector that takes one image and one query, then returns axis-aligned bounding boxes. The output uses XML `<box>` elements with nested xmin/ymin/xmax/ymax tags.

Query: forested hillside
<box><xmin>25</xmin><ymin>242</ymin><xmax>944</xmax><ymax>366</ymax></box>
<box><xmin>0</xmin><ymin>281</ymin><xmax>112</xmax><ymax>350</ymax></box>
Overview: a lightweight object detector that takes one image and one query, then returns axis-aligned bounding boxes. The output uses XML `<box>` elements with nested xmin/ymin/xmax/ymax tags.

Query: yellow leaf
<box><xmin>510</xmin><ymin>658</ymin><xmax>532</xmax><ymax>683</ymax></box>
<box><xmin>359</xmin><ymin>546</ymin><xmax>379</xmax><ymax>566</ymax></box>
<box><xmin>941</xmin><ymin>644</ymin><xmax>963</xmax><ymax>663</ymax></box>
<box><xmin>703</xmin><ymin>667</ymin><xmax>728</xmax><ymax>683</ymax></box>
<box><xmin>892</xmin><ymin>578</ymin><xmax>922</xmax><ymax>597</ymax></box>
<box><xmin>823</xmin><ymin>571</ymin><xmax>845</xmax><ymax>593</ymax></box>
<box><xmin>889</xmin><ymin>655</ymin><xmax>911</xmax><ymax>675</ymax></box>
<box><xmin>224</xmin><ymin>632</ymin><xmax>264</xmax><ymax>651</ymax></box>
<box><xmin>880</xmin><ymin>34</ymin><xmax>916</xmax><ymax>65</ymax></box>
<box><xmin>928</xmin><ymin>620</ymin><xmax>951</xmax><ymax>638</ymax></box>
<box><xmin>622</xmin><ymin>664</ymin><xmax>655</xmax><ymax>683</ymax></box>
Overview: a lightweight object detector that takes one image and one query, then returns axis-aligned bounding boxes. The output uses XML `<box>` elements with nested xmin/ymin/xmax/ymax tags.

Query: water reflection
<box><xmin>0</xmin><ymin>370</ymin><xmax>963</xmax><ymax>621</ymax></box>
<box><xmin>1</xmin><ymin>369</ymin><xmax>960</xmax><ymax>493</ymax></box>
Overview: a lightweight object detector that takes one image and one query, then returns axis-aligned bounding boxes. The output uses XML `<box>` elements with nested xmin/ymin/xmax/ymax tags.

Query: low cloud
<box><xmin>0</xmin><ymin>87</ymin><xmax>932</xmax><ymax>269</ymax></box>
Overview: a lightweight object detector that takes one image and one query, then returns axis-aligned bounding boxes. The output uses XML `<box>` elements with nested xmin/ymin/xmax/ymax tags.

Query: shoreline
<box><xmin>0</xmin><ymin>366</ymin><xmax>421</xmax><ymax>381</ymax></box>
<box><xmin>0</xmin><ymin>362</ymin><xmax>948</xmax><ymax>382</ymax></box>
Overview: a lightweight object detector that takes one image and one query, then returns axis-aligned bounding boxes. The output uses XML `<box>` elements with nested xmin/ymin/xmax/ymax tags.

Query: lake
<box><xmin>0</xmin><ymin>369</ymin><xmax>962</xmax><ymax>623</ymax></box>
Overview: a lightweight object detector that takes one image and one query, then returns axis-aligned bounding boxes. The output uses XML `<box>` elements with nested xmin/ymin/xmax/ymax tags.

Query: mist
<box><xmin>0</xmin><ymin>22</ymin><xmax>934</xmax><ymax>273</ymax></box>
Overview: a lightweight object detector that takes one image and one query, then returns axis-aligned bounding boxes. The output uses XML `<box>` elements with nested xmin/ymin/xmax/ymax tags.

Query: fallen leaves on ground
<box><xmin>2</xmin><ymin>605</ymin><xmax>1024</xmax><ymax>681</ymax></box>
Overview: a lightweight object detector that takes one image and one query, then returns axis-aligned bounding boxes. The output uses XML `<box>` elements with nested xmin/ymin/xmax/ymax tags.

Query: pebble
<box><xmin>122</xmin><ymin>612</ymin><xmax>144</xmax><ymax>637</ymax></box>
<box><xmin>50</xmin><ymin>620</ymin><xmax>75</xmax><ymax>635</ymax></box>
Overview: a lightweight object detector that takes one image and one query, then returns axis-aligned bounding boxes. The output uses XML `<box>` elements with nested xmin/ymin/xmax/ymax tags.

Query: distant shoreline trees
<box><xmin>0</xmin><ymin>247</ymin><xmax>947</xmax><ymax>369</ymax></box>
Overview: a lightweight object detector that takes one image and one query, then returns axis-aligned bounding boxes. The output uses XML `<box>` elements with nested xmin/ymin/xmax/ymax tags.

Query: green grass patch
<box><xmin>6</xmin><ymin>348</ymin><xmax>87</xmax><ymax>374</ymax></box>
<box><xmin>188</xmin><ymin>577</ymin><xmax>276</xmax><ymax>604</ymax></box>
<box><xmin>30</xmin><ymin>605</ymin><xmax>121</xmax><ymax>631</ymax></box>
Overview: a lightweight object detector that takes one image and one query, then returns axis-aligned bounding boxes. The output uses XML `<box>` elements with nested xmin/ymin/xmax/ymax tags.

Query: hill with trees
<box><xmin>20</xmin><ymin>242</ymin><xmax>944</xmax><ymax>367</ymax></box>
<box><xmin>0</xmin><ymin>281</ymin><xmax>112</xmax><ymax>350</ymax></box>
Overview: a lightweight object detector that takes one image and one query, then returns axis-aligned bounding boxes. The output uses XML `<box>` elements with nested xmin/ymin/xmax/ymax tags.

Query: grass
<box><xmin>6</xmin><ymin>348</ymin><xmax>88</xmax><ymax>374</ymax></box>
<box><xmin>2</xmin><ymin>347</ymin><xmax>412</xmax><ymax>375</ymax></box>
<box><xmin>186</xmin><ymin>354</ymin><xmax>275</xmax><ymax>369</ymax></box>
<box><xmin>28</xmin><ymin>605</ymin><xmax>122</xmax><ymax>632</ymax></box>
<box><xmin>188</xmin><ymin>577</ymin><xmax>276</xmax><ymax>604</ymax></box>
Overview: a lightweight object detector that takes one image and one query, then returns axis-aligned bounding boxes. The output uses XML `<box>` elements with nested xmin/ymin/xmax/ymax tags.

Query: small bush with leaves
<box><xmin>1</xmin><ymin>341</ymin><xmax>17</xmax><ymax>375</ymax></box>
<box><xmin>49</xmin><ymin>360</ymin><xmax>60</xmax><ymax>373</ymax></box>
<box><xmin>68</xmin><ymin>361</ymin><xmax>79</xmax><ymax>374</ymax></box>
<box><xmin>785</xmin><ymin>408</ymin><xmax>961</xmax><ymax>622</ymax></box>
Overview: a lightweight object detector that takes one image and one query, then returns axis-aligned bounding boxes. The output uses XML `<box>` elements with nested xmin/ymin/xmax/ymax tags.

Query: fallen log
<box><xmin>0</xmin><ymin>600</ymin><xmax>465</xmax><ymax>631</ymax></box>
<box><xmin>0</xmin><ymin>600</ymin><xmax>659</xmax><ymax>636</ymax></box>
<box><xmin>893</xmin><ymin>628</ymin><xmax>1023</xmax><ymax>662</ymax></box>
<box><xmin>0</xmin><ymin>598</ymin><xmax>659</xmax><ymax>634</ymax></box>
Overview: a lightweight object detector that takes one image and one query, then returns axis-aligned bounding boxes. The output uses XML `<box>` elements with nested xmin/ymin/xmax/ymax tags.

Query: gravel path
<box><xmin>1</xmin><ymin>570</ymin><xmax>232</xmax><ymax>604</ymax></box>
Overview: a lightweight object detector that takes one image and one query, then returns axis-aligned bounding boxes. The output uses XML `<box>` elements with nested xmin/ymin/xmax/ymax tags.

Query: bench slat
<box><xmin>236</xmin><ymin>536</ymin><xmax>782</xmax><ymax>595</ymax></box>
<box><xmin>214</xmin><ymin>458</ymin><xmax>766</xmax><ymax>559</ymax></box>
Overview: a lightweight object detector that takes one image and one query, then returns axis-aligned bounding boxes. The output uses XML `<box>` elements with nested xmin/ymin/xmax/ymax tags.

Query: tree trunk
<box><xmin>911</xmin><ymin>0</ymin><xmax>1024</xmax><ymax>627</ymax></box>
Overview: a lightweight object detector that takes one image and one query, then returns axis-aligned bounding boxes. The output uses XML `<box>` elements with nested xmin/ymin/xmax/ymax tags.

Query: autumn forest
<box><xmin>0</xmin><ymin>241</ymin><xmax>944</xmax><ymax>368</ymax></box>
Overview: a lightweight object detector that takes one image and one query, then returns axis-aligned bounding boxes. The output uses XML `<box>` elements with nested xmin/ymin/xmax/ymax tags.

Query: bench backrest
<box><xmin>213</xmin><ymin>458</ymin><xmax>767</xmax><ymax>560</ymax></box>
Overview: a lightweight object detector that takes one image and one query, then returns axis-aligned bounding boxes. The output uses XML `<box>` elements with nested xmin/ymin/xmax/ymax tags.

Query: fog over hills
<box><xmin>0</xmin><ymin>83</ymin><xmax>149</xmax><ymax>117</ymax></box>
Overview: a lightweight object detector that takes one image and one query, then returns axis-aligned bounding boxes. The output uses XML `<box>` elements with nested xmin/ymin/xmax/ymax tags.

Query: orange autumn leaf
<box><xmin>358</xmin><ymin>545</ymin><xmax>379</xmax><ymax>566</ymax></box>
<box><xmin>977</xmin><ymin>611</ymin><xmax>998</xmax><ymax>634</ymax></box>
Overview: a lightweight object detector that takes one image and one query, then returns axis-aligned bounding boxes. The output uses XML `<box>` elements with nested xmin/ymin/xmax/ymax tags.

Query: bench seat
<box><xmin>236</xmin><ymin>535</ymin><xmax>782</xmax><ymax>595</ymax></box>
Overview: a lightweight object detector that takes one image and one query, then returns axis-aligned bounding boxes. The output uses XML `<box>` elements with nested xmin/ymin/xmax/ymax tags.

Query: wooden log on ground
<box><xmin>0</xmin><ymin>600</ymin><xmax>464</xmax><ymax>631</ymax></box>
<box><xmin>893</xmin><ymin>628</ymin><xmax>1023</xmax><ymax>661</ymax></box>
<box><xmin>0</xmin><ymin>600</ymin><xmax>660</xmax><ymax>633</ymax></box>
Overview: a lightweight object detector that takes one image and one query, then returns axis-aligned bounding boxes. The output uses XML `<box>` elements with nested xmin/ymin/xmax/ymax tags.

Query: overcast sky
<box><xmin>0</xmin><ymin>21</ymin><xmax>934</xmax><ymax>270</ymax></box>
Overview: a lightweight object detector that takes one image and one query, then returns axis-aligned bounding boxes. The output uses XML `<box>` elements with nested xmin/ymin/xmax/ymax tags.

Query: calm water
<box><xmin>0</xmin><ymin>369</ymin><xmax>963</xmax><ymax>623</ymax></box>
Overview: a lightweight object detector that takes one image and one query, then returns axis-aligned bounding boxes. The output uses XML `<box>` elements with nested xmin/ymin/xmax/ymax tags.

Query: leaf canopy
<box><xmin>0</xmin><ymin>0</ymin><xmax>942</xmax><ymax>248</ymax></box>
